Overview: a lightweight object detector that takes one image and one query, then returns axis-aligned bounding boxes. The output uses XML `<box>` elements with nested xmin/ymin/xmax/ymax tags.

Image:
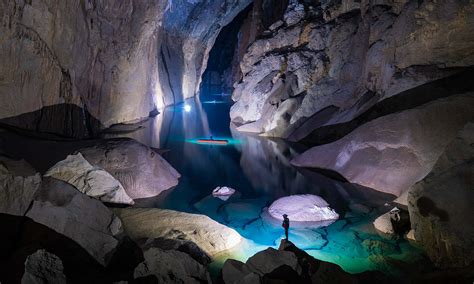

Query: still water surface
<box><xmin>110</xmin><ymin>96</ymin><xmax>422</xmax><ymax>275</ymax></box>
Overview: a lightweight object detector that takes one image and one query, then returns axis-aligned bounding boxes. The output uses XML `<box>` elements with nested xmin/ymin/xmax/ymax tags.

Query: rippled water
<box><xmin>107</xmin><ymin>96</ymin><xmax>423</xmax><ymax>275</ymax></box>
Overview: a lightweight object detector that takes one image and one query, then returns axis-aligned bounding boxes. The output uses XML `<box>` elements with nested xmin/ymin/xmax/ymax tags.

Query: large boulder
<box><xmin>231</xmin><ymin>0</ymin><xmax>474</xmax><ymax>139</ymax></box>
<box><xmin>134</xmin><ymin>247</ymin><xmax>211</xmax><ymax>283</ymax></box>
<box><xmin>79</xmin><ymin>139</ymin><xmax>180</xmax><ymax>199</ymax></box>
<box><xmin>25</xmin><ymin>177</ymin><xmax>123</xmax><ymax>266</ymax></box>
<box><xmin>44</xmin><ymin>153</ymin><xmax>133</xmax><ymax>205</ymax></box>
<box><xmin>0</xmin><ymin>156</ymin><xmax>41</xmax><ymax>216</ymax></box>
<box><xmin>112</xmin><ymin>208</ymin><xmax>242</xmax><ymax>257</ymax></box>
<box><xmin>138</xmin><ymin>237</ymin><xmax>211</xmax><ymax>266</ymax></box>
<box><xmin>292</xmin><ymin>94</ymin><xmax>474</xmax><ymax>197</ymax></box>
<box><xmin>221</xmin><ymin>239</ymin><xmax>393</xmax><ymax>283</ymax></box>
<box><xmin>21</xmin><ymin>249</ymin><xmax>66</xmax><ymax>284</ymax></box>
<box><xmin>408</xmin><ymin>123</ymin><xmax>474</xmax><ymax>268</ymax></box>
<box><xmin>268</xmin><ymin>194</ymin><xmax>339</xmax><ymax>222</ymax></box>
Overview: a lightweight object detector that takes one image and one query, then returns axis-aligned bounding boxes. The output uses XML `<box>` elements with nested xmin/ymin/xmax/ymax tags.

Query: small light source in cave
<box><xmin>184</xmin><ymin>104</ymin><xmax>192</xmax><ymax>112</ymax></box>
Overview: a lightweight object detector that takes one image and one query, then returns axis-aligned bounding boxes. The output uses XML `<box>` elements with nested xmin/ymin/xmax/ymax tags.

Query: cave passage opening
<box><xmin>199</xmin><ymin>4</ymin><xmax>252</xmax><ymax>102</ymax></box>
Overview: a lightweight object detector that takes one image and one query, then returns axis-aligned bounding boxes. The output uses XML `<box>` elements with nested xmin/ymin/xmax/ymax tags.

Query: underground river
<box><xmin>103</xmin><ymin>94</ymin><xmax>424</xmax><ymax>276</ymax></box>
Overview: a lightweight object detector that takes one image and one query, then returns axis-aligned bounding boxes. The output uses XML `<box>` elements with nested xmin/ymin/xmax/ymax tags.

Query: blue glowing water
<box><xmin>114</xmin><ymin>96</ymin><xmax>423</xmax><ymax>275</ymax></box>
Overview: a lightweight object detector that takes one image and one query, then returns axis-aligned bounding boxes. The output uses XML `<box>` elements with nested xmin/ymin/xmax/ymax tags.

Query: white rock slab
<box><xmin>45</xmin><ymin>153</ymin><xmax>134</xmax><ymax>205</ymax></box>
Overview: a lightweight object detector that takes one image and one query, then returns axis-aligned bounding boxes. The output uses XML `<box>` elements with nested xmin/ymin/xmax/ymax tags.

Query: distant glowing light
<box><xmin>184</xmin><ymin>104</ymin><xmax>191</xmax><ymax>112</ymax></box>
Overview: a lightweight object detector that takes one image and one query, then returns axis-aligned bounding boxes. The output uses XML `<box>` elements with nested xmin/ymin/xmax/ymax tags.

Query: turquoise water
<box><xmin>113</xmin><ymin>97</ymin><xmax>423</xmax><ymax>275</ymax></box>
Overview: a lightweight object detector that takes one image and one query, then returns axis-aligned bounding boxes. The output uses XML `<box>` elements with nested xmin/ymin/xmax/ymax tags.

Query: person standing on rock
<box><xmin>282</xmin><ymin>214</ymin><xmax>290</xmax><ymax>240</ymax></box>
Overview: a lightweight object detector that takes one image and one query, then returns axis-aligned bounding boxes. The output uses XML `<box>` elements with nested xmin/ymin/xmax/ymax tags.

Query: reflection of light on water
<box><xmin>185</xmin><ymin>137</ymin><xmax>243</xmax><ymax>146</ymax></box>
<box><xmin>202</xmin><ymin>100</ymin><xmax>227</xmax><ymax>104</ymax></box>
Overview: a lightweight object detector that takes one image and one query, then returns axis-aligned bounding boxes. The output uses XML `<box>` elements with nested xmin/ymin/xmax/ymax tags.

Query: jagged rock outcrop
<box><xmin>230</xmin><ymin>0</ymin><xmax>474</xmax><ymax>138</ymax></box>
<box><xmin>79</xmin><ymin>139</ymin><xmax>180</xmax><ymax>199</ymax></box>
<box><xmin>292</xmin><ymin>94</ymin><xmax>474</xmax><ymax>197</ymax></box>
<box><xmin>112</xmin><ymin>208</ymin><xmax>242</xmax><ymax>257</ymax></box>
<box><xmin>220</xmin><ymin>239</ymin><xmax>393</xmax><ymax>284</ymax></box>
<box><xmin>44</xmin><ymin>153</ymin><xmax>134</xmax><ymax>205</ymax></box>
<box><xmin>134</xmin><ymin>247</ymin><xmax>211</xmax><ymax>283</ymax></box>
<box><xmin>0</xmin><ymin>156</ymin><xmax>41</xmax><ymax>215</ymax></box>
<box><xmin>25</xmin><ymin>178</ymin><xmax>123</xmax><ymax>266</ymax></box>
<box><xmin>408</xmin><ymin>123</ymin><xmax>474</xmax><ymax>268</ymax></box>
<box><xmin>21</xmin><ymin>249</ymin><xmax>66</xmax><ymax>284</ymax></box>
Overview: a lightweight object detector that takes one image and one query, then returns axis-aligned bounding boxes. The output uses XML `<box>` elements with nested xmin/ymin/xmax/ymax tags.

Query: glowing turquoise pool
<box><xmin>111</xmin><ymin>97</ymin><xmax>424</xmax><ymax>275</ymax></box>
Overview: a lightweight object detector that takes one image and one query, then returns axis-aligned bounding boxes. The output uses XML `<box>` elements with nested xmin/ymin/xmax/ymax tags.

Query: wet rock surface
<box><xmin>408</xmin><ymin>123</ymin><xmax>474</xmax><ymax>268</ymax></box>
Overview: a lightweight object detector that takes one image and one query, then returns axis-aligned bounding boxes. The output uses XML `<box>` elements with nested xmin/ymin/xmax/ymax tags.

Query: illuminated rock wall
<box><xmin>0</xmin><ymin>0</ymin><xmax>251</xmax><ymax>137</ymax></box>
<box><xmin>231</xmin><ymin>0</ymin><xmax>474</xmax><ymax>138</ymax></box>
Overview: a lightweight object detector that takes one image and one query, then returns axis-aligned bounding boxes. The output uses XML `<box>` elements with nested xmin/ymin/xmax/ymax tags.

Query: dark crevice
<box><xmin>298</xmin><ymin>67</ymin><xmax>474</xmax><ymax>146</ymax></box>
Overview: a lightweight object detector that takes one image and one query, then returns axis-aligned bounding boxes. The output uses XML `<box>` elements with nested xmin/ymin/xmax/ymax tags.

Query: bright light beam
<box><xmin>184</xmin><ymin>104</ymin><xmax>191</xmax><ymax>112</ymax></box>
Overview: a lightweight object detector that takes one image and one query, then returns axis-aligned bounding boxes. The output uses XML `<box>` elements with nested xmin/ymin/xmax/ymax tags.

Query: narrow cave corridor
<box><xmin>0</xmin><ymin>0</ymin><xmax>473</xmax><ymax>283</ymax></box>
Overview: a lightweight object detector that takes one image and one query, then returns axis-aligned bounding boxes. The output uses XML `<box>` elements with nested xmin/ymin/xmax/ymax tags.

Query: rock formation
<box><xmin>292</xmin><ymin>94</ymin><xmax>474</xmax><ymax>197</ymax></box>
<box><xmin>134</xmin><ymin>247</ymin><xmax>211</xmax><ymax>283</ymax></box>
<box><xmin>0</xmin><ymin>0</ymin><xmax>251</xmax><ymax>137</ymax></box>
<box><xmin>25</xmin><ymin>178</ymin><xmax>123</xmax><ymax>266</ymax></box>
<box><xmin>44</xmin><ymin>153</ymin><xmax>133</xmax><ymax>205</ymax></box>
<box><xmin>113</xmin><ymin>208</ymin><xmax>242</xmax><ymax>257</ymax></box>
<box><xmin>21</xmin><ymin>249</ymin><xmax>66</xmax><ymax>284</ymax></box>
<box><xmin>79</xmin><ymin>139</ymin><xmax>180</xmax><ymax>199</ymax></box>
<box><xmin>408</xmin><ymin>123</ymin><xmax>474</xmax><ymax>268</ymax></box>
<box><xmin>220</xmin><ymin>239</ymin><xmax>393</xmax><ymax>283</ymax></box>
<box><xmin>0</xmin><ymin>156</ymin><xmax>41</xmax><ymax>215</ymax></box>
<box><xmin>230</xmin><ymin>0</ymin><xmax>474</xmax><ymax>139</ymax></box>
<box><xmin>268</xmin><ymin>194</ymin><xmax>339</xmax><ymax>222</ymax></box>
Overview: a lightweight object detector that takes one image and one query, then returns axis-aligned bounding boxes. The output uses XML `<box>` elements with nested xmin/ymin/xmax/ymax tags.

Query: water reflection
<box><xmin>105</xmin><ymin>97</ymin><xmax>420</xmax><ymax>274</ymax></box>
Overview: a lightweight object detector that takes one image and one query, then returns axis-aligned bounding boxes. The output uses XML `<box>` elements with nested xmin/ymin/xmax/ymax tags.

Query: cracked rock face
<box><xmin>230</xmin><ymin>1</ymin><xmax>474</xmax><ymax>139</ymax></box>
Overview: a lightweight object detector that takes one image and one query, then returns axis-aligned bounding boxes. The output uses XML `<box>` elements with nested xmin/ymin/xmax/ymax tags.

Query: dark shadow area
<box><xmin>297</xmin><ymin>167</ymin><xmax>397</xmax><ymax>214</ymax></box>
<box><xmin>0</xmin><ymin>128</ymin><xmax>99</xmax><ymax>173</ymax></box>
<box><xmin>0</xmin><ymin>214</ymin><xmax>143</xmax><ymax>283</ymax></box>
<box><xmin>416</xmin><ymin>197</ymin><xmax>449</xmax><ymax>222</ymax></box>
<box><xmin>201</xmin><ymin>4</ymin><xmax>253</xmax><ymax>97</ymax></box>
<box><xmin>298</xmin><ymin>67</ymin><xmax>474</xmax><ymax>146</ymax></box>
<box><xmin>0</xmin><ymin>103</ymin><xmax>103</xmax><ymax>140</ymax></box>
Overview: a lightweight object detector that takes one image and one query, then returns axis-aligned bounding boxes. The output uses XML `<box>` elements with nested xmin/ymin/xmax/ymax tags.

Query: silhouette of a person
<box><xmin>282</xmin><ymin>214</ymin><xmax>290</xmax><ymax>240</ymax></box>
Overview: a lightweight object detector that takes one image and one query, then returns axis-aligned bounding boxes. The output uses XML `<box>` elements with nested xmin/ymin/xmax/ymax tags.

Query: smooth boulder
<box><xmin>268</xmin><ymin>194</ymin><xmax>339</xmax><ymax>222</ymax></box>
<box><xmin>292</xmin><ymin>94</ymin><xmax>474</xmax><ymax>197</ymax></box>
<box><xmin>112</xmin><ymin>208</ymin><xmax>242</xmax><ymax>257</ymax></box>
<box><xmin>80</xmin><ymin>139</ymin><xmax>180</xmax><ymax>199</ymax></box>
<box><xmin>45</xmin><ymin>153</ymin><xmax>133</xmax><ymax>205</ymax></box>
<box><xmin>408</xmin><ymin>123</ymin><xmax>474</xmax><ymax>268</ymax></box>
<box><xmin>25</xmin><ymin>177</ymin><xmax>123</xmax><ymax>266</ymax></box>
